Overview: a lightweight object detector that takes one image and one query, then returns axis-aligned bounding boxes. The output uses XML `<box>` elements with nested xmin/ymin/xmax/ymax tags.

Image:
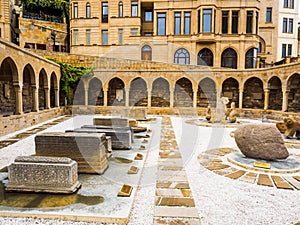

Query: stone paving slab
<box><xmin>154</xmin><ymin>206</ymin><xmax>199</xmax><ymax>218</ymax></box>
<box><xmin>156</xmin><ymin>197</ymin><xmax>195</xmax><ymax>207</ymax></box>
<box><xmin>271</xmin><ymin>176</ymin><xmax>293</xmax><ymax>190</ymax></box>
<box><xmin>239</xmin><ymin>172</ymin><xmax>257</xmax><ymax>184</ymax></box>
<box><xmin>283</xmin><ymin>176</ymin><xmax>300</xmax><ymax>190</ymax></box>
<box><xmin>154</xmin><ymin>218</ymin><xmax>201</xmax><ymax>225</ymax></box>
<box><xmin>257</xmin><ymin>174</ymin><xmax>274</xmax><ymax>187</ymax></box>
<box><xmin>225</xmin><ymin>170</ymin><xmax>246</xmax><ymax>179</ymax></box>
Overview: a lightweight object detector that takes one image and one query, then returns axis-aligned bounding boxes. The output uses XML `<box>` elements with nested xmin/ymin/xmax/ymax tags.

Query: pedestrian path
<box><xmin>154</xmin><ymin>116</ymin><xmax>201</xmax><ymax>225</ymax></box>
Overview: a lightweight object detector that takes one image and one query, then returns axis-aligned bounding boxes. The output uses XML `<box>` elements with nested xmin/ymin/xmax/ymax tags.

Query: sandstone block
<box><xmin>35</xmin><ymin>132</ymin><xmax>108</xmax><ymax>174</ymax></box>
<box><xmin>6</xmin><ymin>156</ymin><xmax>81</xmax><ymax>193</ymax></box>
<box><xmin>234</xmin><ymin>124</ymin><xmax>289</xmax><ymax>160</ymax></box>
<box><xmin>94</xmin><ymin>117</ymin><xmax>129</xmax><ymax>127</ymax></box>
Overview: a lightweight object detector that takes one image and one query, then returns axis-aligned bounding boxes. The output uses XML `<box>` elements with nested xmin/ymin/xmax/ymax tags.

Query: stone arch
<box><xmin>108</xmin><ymin>77</ymin><xmax>125</xmax><ymax>106</ymax></box>
<box><xmin>287</xmin><ymin>73</ymin><xmax>300</xmax><ymax>112</ymax></box>
<box><xmin>129</xmin><ymin>77</ymin><xmax>148</xmax><ymax>106</ymax></box>
<box><xmin>88</xmin><ymin>77</ymin><xmax>104</xmax><ymax>106</ymax></box>
<box><xmin>0</xmin><ymin>57</ymin><xmax>18</xmax><ymax>115</ymax></box>
<box><xmin>197</xmin><ymin>48</ymin><xmax>214</xmax><ymax>66</ymax></box>
<box><xmin>22</xmin><ymin>64</ymin><xmax>35</xmax><ymax>112</ymax></box>
<box><xmin>197</xmin><ymin>78</ymin><xmax>216</xmax><ymax>107</ymax></box>
<box><xmin>174</xmin><ymin>48</ymin><xmax>190</xmax><ymax>65</ymax></box>
<box><xmin>50</xmin><ymin>72</ymin><xmax>58</xmax><ymax>108</ymax></box>
<box><xmin>73</xmin><ymin>80</ymin><xmax>85</xmax><ymax>105</ymax></box>
<box><xmin>221</xmin><ymin>48</ymin><xmax>238</xmax><ymax>69</ymax></box>
<box><xmin>38</xmin><ymin>69</ymin><xmax>48</xmax><ymax>109</ymax></box>
<box><xmin>151</xmin><ymin>77</ymin><xmax>170</xmax><ymax>107</ymax></box>
<box><xmin>268</xmin><ymin>76</ymin><xmax>282</xmax><ymax>110</ymax></box>
<box><xmin>174</xmin><ymin>77</ymin><xmax>193</xmax><ymax>107</ymax></box>
<box><xmin>243</xmin><ymin>77</ymin><xmax>264</xmax><ymax>109</ymax></box>
<box><xmin>222</xmin><ymin>77</ymin><xmax>239</xmax><ymax>107</ymax></box>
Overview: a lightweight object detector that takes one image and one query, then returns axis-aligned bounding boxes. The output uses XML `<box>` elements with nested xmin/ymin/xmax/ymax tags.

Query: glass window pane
<box><xmin>232</xmin><ymin>11</ymin><xmax>239</xmax><ymax>34</ymax></box>
<box><xmin>74</xmin><ymin>3</ymin><xmax>78</xmax><ymax>18</ymax></box>
<box><xmin>86</xmin><ymin>3</ymin><xmax>91</xmax><ymax>18</ymax></box>
<box><xmin>246</xmin><ymin>11</ymin><xmax>253</xmax><ymax>34</ymax></box>
<box><xmin>282</xmin><ymin>44</ymin><xmax>286</xmax><ymax>58</ymax></box>
<box><xmin>157</xmin><ymin>13</ymin><xmax>166</xmax><ymax>35</ymax></box>
<box><xmin>184</xmin><ymin>12</ymin><xmax>191</xmax><ymax>35</ymax></box>
<box><xmin>203</xmin><ymin>9</ymin><xmax>212</xmax><ymax>33</ymax></box>
<box><xmin>145</xmin><ymin>11</ymin><xmax>152</xmax><ymax>21</ymax></box>
<box><xmin>132</xmin><ymin>1</ymin><xmax>138</xmax><ymax>17</ymax></box>
<box><xmin>174</xmin><ymin>12</ymin><xmax>181</xmax><ymax>35</ymax></box>
<box><xmin>119</xmin><ymin>2</ymin><xmax>123</xmax><ymax>17</ymax></box>
<box><xmin>288</xmin><ymin>44</ymin><xmax>292</xmax><ymax>56</ymax></box>
<box><xmin>102</xmin><ymin>30</ymin><xmax>108</xmax><ymax>45</ymax></box>
<box><xmin>266</xmin><ymin>8</ymin><xmax>272</xmax><ymax>22</ymax></box>
<box><xmin>283</xmin><ymin>18</ymin><xmax>287</xmax><ymax>32</ymax></box>
<box><xmin>222</xmin><ymin>11</ymin><xmax>229</xmax><ymax>34</ymax></box>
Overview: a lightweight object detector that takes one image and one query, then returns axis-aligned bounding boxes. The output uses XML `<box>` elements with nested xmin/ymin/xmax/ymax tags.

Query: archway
<box><xmin>151</xmin><ymin>78</ymin><xmax>170</xmax><ymax>107</ymax></box>
<box><xmin>38</xmin><ymin>69</ymin><xmax>48</xmax><ymax>109</ymax></box>
<box><xmin>88</xmin><ymin>78</ymin><xmax>104</xmax><ymax>106</ymax></box>
<box><xmin>198</xmin><ymin>48</ymin><xmax>213</xmax><ymax>66</ymax></box>
<box><xmin>268</xmin><ymin>76</ymin><xmax>282</xmax><ymax>110</ymax></box>
<box><xmin>108</xmin><ymin>78</ymin><xmax>125</xmax><ymax>106</ymax></box>
<box><xmin>243</xmin><ymin>77</ymin><xmax>264</xmax><ymax>109</ymax></box>
<box><xmin>50</xmin><ymin>72</ymin><xmax>58</xmax><ymax>108</ymax></box>
<box><xmin>287</xmin><ymin>74</ymin><xmax>300</xmax><ymax>112</ymax></box>
<box><xmin>174</xmin><ymin>77</ymin><xmax>193</xmax><ymax>107</ymax></box>
<box><xmin>221</xmin><ymin>48</ymin><xmax>237</xmax><ymax>69</ymax></box>
<box><xmin>22</xmin><ymin>64</ymin><xmax>35</xmax><ymax>112</ymax></box>
<box><xmin>129</xmin><ymin>78</ymin><xmax>147</xmax><ymax>106</ymax></box>
<box><xmin>222</xmin><ymin>78</ymin><xmax>239</xmax><ymax>107</ymax></box>
<box><xmin>0</xmin><ymin>58</ymin><xmax>18</xmax><ymax>115</ymax></box>
<box><xmin>197</xmin><ymin>78</ymin><xmax>216</xmax><ymax>107</ymax></box>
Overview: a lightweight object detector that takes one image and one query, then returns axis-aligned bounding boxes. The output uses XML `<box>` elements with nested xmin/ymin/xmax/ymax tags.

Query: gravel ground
<box><xmin>0</xmin><ymin>116</ymin><xmax>300</xmax><ymax>225</ymax></box>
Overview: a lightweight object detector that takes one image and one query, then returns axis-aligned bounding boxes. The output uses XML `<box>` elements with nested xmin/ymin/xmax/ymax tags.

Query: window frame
<box><xmin>86</xmin><ymin>29</ymin><xmax>91</xmax><ymax>45</ymax></box>
<box><xmin>221</xmin><ymin>48</ymin><xmax>238</xmax><ymax>69</ymax></box>
<box><xmin>266</xmin><ymin>7</ymin><xmax>272</xmax><ymax>23</ymax></box>
<box><xmin>288</xmin><ymin>18</ymin><xmax>293</xmax><ymax>33</ymax></box>
<box><xmin>74</xmin><ymin>3</ymin><xmax>78</xmax><ymax>18</ymax></box>
<box><xmin>232</xmin><ymin>11</ymin><xmax>239</xmax><ymax>34</ymax></box>
<box><xmin>184</xmin><ymin>12</ymin><xmax>191</xmax><ymax>35</ymax></box>
<box><xmin>282</xmin><ymin>44</ymin><xmax>287</xmax><ymax>58</ymax></box>
<box><xmin>118</xmin><ymin>29</ymin><xmax>123</xmax><ymax>45</ymax></box>
<box><xmin>102</xmin><ymin>30</ymin><xmax>108</xmax><ymax>45</ymax></box>
<box><xmin>202</xmin><ymin>9</ymin><xmax>212</xmax><ymax>33</ymax></box>
<box><xmin>174</xmin><ymin>12</ymin><xmax>181</xmax><ymax>35</ymax></box>
<box><xmin>144</xmin><ymin>10</ymin><xmax>153</xmax><ymax>22</ymax></box>
<box><xmin>119</xmin><ymin>2</ymin><xmax>123</xmax><ymax>17</ymax></box>
<box><xmin>222</xmin><ymin>11</ymin><xmax>229</xmax><ymax>34</ymax></box>
<box><xmin>157</xmin><ymin>13</ymin><xmax>166</xmax><ymax>36</ymax></box>
<box><xmin>198</xmin><ymin>48</ymin><xmax>214</xmax><ymax>66</ymax></box>
<box><xmin>131</xmin><ymin>1</ymin><xmax>138</xmax><ymax>17</ymax></box>
<box><xmin>283</xmin><ymin>18</ymin><xmax>288</xmax><ymax>33</ymax></box>
<box><xmin>174</xmin><ymin>48</ymin><xmax>190</xmax><ymax>65</ymax></box>
<box><xmin>287</xmin><ymin>44</ymin><xmax>292</xmax><ymax>56</ymax></box>
<box><xmin>73</xmin><ymin>29</ymin><xmax>78</xmax><ymax>45</ymax></box>
<box><xmin>246</xmin><ymin>11</ymin><xmax>253</xmax><ymax>34</ymax></box>
<box><xmin>102</xmin><ymin>2</ymin><xmax>108</xmax><ymax>23</ymax></box>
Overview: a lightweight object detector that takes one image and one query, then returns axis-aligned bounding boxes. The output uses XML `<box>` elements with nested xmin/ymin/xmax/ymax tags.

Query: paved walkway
<box><xmin>154</xmin><ymin>116</ymin><xmax>201</xmax><ymax>225</ymax></box>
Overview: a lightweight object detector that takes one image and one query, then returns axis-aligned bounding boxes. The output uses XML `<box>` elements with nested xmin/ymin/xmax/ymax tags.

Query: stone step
<box><xmin>154</xmin><ymin>206</ymin><xmax>199</xmax><ymax>218</ymax></box>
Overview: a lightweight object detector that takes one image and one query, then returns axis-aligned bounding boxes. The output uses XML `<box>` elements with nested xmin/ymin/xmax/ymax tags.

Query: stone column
<box><xmin>15</xmin><ymin>85</ymin><xmax>23</xmax><ymax>115</ymax></box>
<box><xmin>256</xmin><ymin>57</ymin><xmax>260</xmax><ymax>68</ymax></box>
<box><xmin>32</xmin><ymin>86</ymin><xmax>39</xmax><ymax>112</ymax></box>
<box><xmin>170</xmin><ymin>89</ymin><xmax>174</xmax><ymax>108</ymax></box>
<box><xmin>264</xmin><ymin>88</ymin><xmax>270</xmax><ymax>110</ymax></box>
<box><xmin>228</xmin><ymin>10</ymin><xmax>232</xmax><ymax>34</ymax></box>
<box><xmin>193</xmin><ymin>88</ymin><xmax>197</xmax><ymax>108</ymax></box>
<box><xmin>55</xmin><ymin>89</ymin><xmax>59</xmax><ymax>107</ymax></box>
<box><xmin>103</xmin><ymin>87</ymin><xmax>108</xmax><ymax>107</ymax></box>
<box><xmin>84</xmin><ymin>86</ymin><xmax>88</xmax><ymax>106</ymax></box>
<box><xmin>147</xmin><ymin>89</ymin><xmax>152</xmax><ymax>108</ymax></box>
<box><xmin>45</xmin><ymin>87</ymin><xmax>50</xmax><ymax>109</ymax></box>
<box><xmin>239</xmin><ymin>88</ymin><xmax>243</xmax><ymax>109</ymax></box>
<box><xmin>125</xmin><ymin>88</ymin><xmax>130</xmax><ymax>107</ymax></box>
<box><xmin>282</xmin><ymin>86</ymin><xmax>289</xmax><ymax>112</ymax></box>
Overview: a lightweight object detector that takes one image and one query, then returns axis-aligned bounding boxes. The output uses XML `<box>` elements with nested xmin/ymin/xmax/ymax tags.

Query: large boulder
<box><xmin>234</xmin><ymin>124</ymin><xmax>289</xmax><ymax>160</ymax></box>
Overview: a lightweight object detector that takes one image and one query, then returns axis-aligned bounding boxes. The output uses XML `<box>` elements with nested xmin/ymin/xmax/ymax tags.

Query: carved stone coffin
<box><xmin>6</xmin><ymin>156</ymin><xmax>81</xmax><ymax>194</ymax></box>
<box><xmin>35</xmin><ymin>132</ymin><xmax>108</xmax><ymax>174</ymax></box>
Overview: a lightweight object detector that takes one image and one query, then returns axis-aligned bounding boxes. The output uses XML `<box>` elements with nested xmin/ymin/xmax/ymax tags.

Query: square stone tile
<box><xmin>257</xmin><ymin>174</ymin><xmax>273</xmax><ymax>187</ymax></box>
<box><xmin>156</xmin><ymin>197</ymin><xmax>195</xmax><ymax>207</ymax></box>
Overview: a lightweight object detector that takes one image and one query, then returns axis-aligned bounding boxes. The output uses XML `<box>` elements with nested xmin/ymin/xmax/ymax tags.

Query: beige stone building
<box><xmin>0</xmin><ymin>0</ymin><xmax>12</xmax><ymax>41</ymax></box>
<box><xmin>258</xmin><ymin>0</ymin><xmax>299</xmax><ymax>64</ymax></box>
<box><xmin>69</xmin><ymin>0</ymin><xmax>262</xmax><ymax>69</ymax></box>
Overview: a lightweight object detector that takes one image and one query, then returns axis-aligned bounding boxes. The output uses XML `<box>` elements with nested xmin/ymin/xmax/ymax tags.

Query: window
<box><xmin>266</xmin><ymin>8</ymin><xmax>272</xmax><ymax>22</ymax></box>
<box><xmin>102</xmin><ymin>30</ymin><xmax>108</xmax><ymax>45</ymax></box>
<box><xmin>131</xmin><ymin>28</ymin><xmax>138</xmax><ymax>36</ymax></box>
<box><xmin>118</xmin><ymin>29</ymin><xmax>123</xmax><ymax>44</ymax></box>
<box><xmin>145</xmin><ymin>10</ymin><xmax>152</xmax><ymax>22</ymax></box>
<box><xmin>198</xmin><ymin>48</ymin><xmax>213</xmax><ymax>66</ymax></box>
<box><xmin>222</xmin><ymin>11</ymin><xmax>229</xmax><ymax>34</ymax></box>
<box><xmin>284</xmin><ymin>0</ymin><xmax>294</xmax><ymax>8</ymax></box>
<box><xmin>288</xmin><ymin>44</ymin><xmax>292</xmax><ymax>56</ymax></box>
<box><xmin>232</xmin><ymin>11</ymin><xmax>239</xmax><ymax>34</ymax></box>
<box><xmin>74</xmin><ymin>29</ymin><xmax>78</xmax><ymax>45</ymax></box>
<box><xmin>119</xmin><ymin>2</ymin><xmax>123</xmax><ymax>17</ymax></box>
<box><xmin>141</xmin><ymin>45</ymin><xmax>152</xmax><ymax>61</ymax></box>
<box><xmin>258</xmin><ymin>42</ymin><xmax>262</xmax><ymax>53</ymax></box>
<box><xmin>245</xmin><ymin>48</ymin><xmax>257</xmax><ymax>69</ymax></box>
<box><xmin>144</xmin><ymin>33</ymin><xmax>152</xmax><ymax>36</ymax></box>
<box><xmin>246</xmin><ymin>11</ymin><xmax>253</xmax><ymax>34</ymax></box>
<box><xmin>74</xmin><ymin>3</ymin><xmax>78</xmax><ymax>18</ymax></box>
<box><xmin>174</xmin><ymin>48</ymin><xmax>190</xmax><ymax>64</ymax></box>
<box><xmin>288</xmin><ymin>18</ymin><xmax>293</xmax><ymax>33</ymax></box>
<box><xmin>283</xmin><ymin>18</ymin><xmax>288</xmax><ymax>32</ymax></box>
<box><xmin>157</xmin><ymin>13</ymin><xmax>166</xmax><ymax>35</ymax></box>
<box><xmin>197</xmin><ymin>10</ymin><xmax>201</xmax><ymax>33</ymax></box>
<box><xmin>102</xmin><ymin>2</ymin><xmax>108</xmax><ymax>23</ymax></box>
<box><xmin>203</xmin><ymin>9</ymin><xmax>212</xmax><ymax>32</ymax></box>
<box><xmin>86</xmin><ymin>3</ymin><xmax>91</xmax><ymax>18</ymax></box>
<box><xmin>86</xmin><ymin>29</ymin><xmax>91</xmax><ymax>45</ymax></box>
<box><xmin>184</xmin><ymin>12</ymin><xmax>191</xmax><ymax>35</ymax></box>
<box><xmin>282</xmin><ymin>44</ymin><xmax>287</xmax><ymax>58</ymax></box>
<box><xmin>221</xmin><ymin>48</ymin><xmax>237</xmax><ymax>69</ymax></box>
<box><xmin>174</xmin><ymin>12</ymin><xmax>181</xmax><ymax>35</ymax></box>
<box><xmin>255</xmin><ymin>12</ymin><xmax>259</xmax><ymax>34</ymax></box>
<box><xmin>131</xmin><ymin>1</ymin><xmax>138</xmax><ymax>17</ymax></box>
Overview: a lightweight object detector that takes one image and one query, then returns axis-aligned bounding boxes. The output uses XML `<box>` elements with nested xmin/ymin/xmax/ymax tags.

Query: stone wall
<box><xmin>0</xmin><ymin>107</ymin><xmax>65</xmax><ymax>136</ymax></box>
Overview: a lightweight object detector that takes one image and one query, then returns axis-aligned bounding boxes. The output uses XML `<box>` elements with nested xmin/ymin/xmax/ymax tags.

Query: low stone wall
<box><xmin>0</xmin><ymin>107</ymin><xmax>65</xmax><ymax>137</ymax></box>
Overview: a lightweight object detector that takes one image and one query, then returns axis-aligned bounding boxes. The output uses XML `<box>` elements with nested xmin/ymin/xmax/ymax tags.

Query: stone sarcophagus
<box><xmin>93</xmin><ymin>117</ymin><xmax>129</xmax><ymax>127</ymax></box>
<box><xmin>6</xmin><ymin>156</ymin><xmax>81</xmax><ymax>194</ymax></box>
<box><xmin>35</xmin><ymin>132</ymin><xmax>108</xmax><ymax>174</ymax></box>
<box><xmin>67</xmin><ymin>128</ymin><xmax>132</xmax><ymax>150</ymax></box>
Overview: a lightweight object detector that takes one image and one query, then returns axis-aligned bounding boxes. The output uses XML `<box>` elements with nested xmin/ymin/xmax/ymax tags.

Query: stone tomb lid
<box><xmin>36</xmin><ymin>132</ymin><xmax>106</xmax><ymax>141</ymax></box>
<box><xmin>14</xmin><ymin>156</ymin><xmax>73</xmax><ymax>164</ymax></box>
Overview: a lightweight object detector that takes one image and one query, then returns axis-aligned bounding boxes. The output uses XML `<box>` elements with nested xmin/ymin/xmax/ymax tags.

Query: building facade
<box><xmin>258</xmin><ymin>0</ymin><xmax>298</xmax><ymax>64</ymax></box>
<box><xmin>69</xmin><ymin>0</ymin><xmax>262</xmax><ymax>69</ymax></box>
<box><xmin>0</xmin><ymin>0</ymin><xmax>12</xmax><ymax>41</ymax></box>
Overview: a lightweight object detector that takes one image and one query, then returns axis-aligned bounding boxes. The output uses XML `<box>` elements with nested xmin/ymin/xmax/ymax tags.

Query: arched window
<box><xmin>174</xmin><ymin>48</ymin><xmax>190</xmax><ymax>64</ymax></box>
<box><xmin>198</xmin><ymin>48</ymin><xmax>213</xmax><ymax>66</ymax></box>
<box><xmin>86</xmin><ymin>3</ymin><xmax>91</xmax><ymax>18</ymax></box>
<box><xmin>141</xmin><ymin>45</ymin><xmax>152</xmax><ymax>61</ymax></box>
<box><xmin>221</xmin><ymin>48</ymin><xmax>237</xmax><ymax>69</ymax></box>
<box><xmin>245</xmin><ymin>48</ymin><xmax>257</xmax><ymax>69</ymax></box>
<box><xmin>119</xmin><ymin>2</ymin><xmax>123</xmax><ymax>17</ymax></box>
